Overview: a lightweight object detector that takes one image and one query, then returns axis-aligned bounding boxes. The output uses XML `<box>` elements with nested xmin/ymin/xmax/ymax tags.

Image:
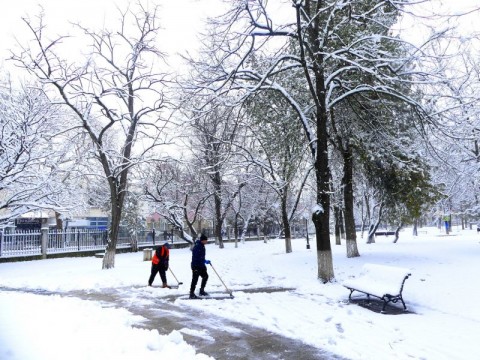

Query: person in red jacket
<box><xmin>148</xmin><ymin>242</ymin><xmax>170</xmax><ymax>288</ymax></box>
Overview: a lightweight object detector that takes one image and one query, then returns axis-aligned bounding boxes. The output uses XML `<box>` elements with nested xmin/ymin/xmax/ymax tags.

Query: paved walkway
<box><xmin>2</xmin><ymin>286</ymin><xmax>347</xmax><ymax>359</ymax></box>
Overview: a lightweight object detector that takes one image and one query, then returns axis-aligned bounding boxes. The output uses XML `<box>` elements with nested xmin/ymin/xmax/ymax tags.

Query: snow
<box><xmin>1</xmin><ymin>226</ymin><xmax>479</xmax><ymax>360</ymax></box>
<box><xmin>342</xmin><ymin>263</ymin><xmax>411</xmax><ymax>299</ymax></box>
<box><xmin>312</xmin><ymin>204</ymin><xmax>324</xmax><ymax>214</ymax></box>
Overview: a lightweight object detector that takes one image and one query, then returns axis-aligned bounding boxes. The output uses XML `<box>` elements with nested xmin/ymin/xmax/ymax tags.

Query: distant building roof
<box><xmin>146</xmin><ymin>212</ymin><xmax>162</xmax><ymax>222</ymax></box>
<box><xmin>20</xmin><ymin>210</ymin><xmax>55</xmax><ymax>219</ymax></box>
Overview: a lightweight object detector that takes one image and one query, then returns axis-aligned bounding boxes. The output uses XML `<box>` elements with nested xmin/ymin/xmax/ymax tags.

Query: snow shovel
<box><xmin>169</xmin><ymin>267</ymin><xmax>183</xmax><ymax>289</ymax></box>
<box><xmin>209</xmin><ymin>262</ymin><xmax>234</xmax><ymax>298</ymax></box>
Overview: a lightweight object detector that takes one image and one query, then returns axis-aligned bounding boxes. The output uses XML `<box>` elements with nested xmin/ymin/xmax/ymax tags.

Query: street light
<box><xmin>305</xmin><ymin>218</ymin><xmax>310</xmax><ymax>249</ymax></box>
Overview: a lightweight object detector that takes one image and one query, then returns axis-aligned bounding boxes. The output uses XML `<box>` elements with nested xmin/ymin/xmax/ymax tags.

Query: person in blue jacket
<box><xmin>189</xmin><ymin>233</ymin><xmax>211</xmax><ymax>298</ymax></box>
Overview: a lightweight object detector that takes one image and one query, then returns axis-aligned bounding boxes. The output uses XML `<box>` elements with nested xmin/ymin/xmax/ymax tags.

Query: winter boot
<box><xmin>189</xmin><ymin>293</ymin><xmax>198</xmax><ymax>299</ymax></box>
<box><xmin>199</xmin><ymin>289</ymin><xmax>209</xmax><ymax>296</ymax></box>
<box><xmin>162</xmin><ymin>283</ymin><xmax>171</xmax><ymax>289</ymax></box>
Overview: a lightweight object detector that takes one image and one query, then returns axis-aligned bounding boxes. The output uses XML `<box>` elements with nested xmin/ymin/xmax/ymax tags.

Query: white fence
<box><xmin>0</xmin><ymin>229</ymin><xmax>42</xmax><ymax>257</ymax></box>
<box><xmin>0</xmin><ymin>228</ymin><xmax>162</xmax><ymax>258</ymax></box>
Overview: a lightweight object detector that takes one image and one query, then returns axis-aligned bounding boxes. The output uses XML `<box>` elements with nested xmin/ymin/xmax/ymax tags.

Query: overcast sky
<box><xmin>397</xmin><ymin>0</ymin><xmax>480</xmax><ymax>44</ymax></box>
<box><xmin>0</xmin><ymin>0</ymin><xmax>224</xmax><ymax>75</ymax></box>
<box><xmin>1</xmin><ymin>0</ymin><xmax>479</xmax><ymax>76</ymax></box>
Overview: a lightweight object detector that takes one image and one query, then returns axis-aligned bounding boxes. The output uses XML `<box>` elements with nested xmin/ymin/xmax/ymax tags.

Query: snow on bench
<box><xmin>343</xmin><ymin>263</ymin><xmax>411</xmax><ymax>313</ymax></box>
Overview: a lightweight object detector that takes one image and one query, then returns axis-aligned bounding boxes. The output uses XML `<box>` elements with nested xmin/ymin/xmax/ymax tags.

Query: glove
<box><xmin>204</xmin><ymin>260</ymin><xmax>211</xmax><ymax>265</ymax></box>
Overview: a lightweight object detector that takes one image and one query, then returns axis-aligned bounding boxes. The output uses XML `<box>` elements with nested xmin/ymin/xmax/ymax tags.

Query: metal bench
<box><xmin>343</xmin><ymin>263</ymin><xmax>411</xmax><ymax>313</ymax></box>
<box><xmin>374</xmin><ymin>230</ymin><xmax>395</xmax><ymax>236</ymax></box>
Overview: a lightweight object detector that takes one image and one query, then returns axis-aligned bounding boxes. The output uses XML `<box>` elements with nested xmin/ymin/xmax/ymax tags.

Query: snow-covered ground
<box><xmin>0</xmin><ymin>226</ymin><xmax>478</xmax><ymax>359</ymax></box>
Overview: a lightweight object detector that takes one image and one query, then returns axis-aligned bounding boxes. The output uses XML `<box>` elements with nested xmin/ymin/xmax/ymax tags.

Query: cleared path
<box><xmin>1</xmin><ymin>286</ymin><xmax>347</xmax><ymax>360</ymax></box>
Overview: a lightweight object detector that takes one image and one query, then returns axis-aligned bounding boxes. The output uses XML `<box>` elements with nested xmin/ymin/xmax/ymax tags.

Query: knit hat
<box><xmin>163</xmin><ymin>242</ymin><xmax>170</xmax><ymax>248</ymax></box>
<box><xmin>199</xmin><ymin>234</ymin><xmax>208</xmax><ymax>241</ymax></box>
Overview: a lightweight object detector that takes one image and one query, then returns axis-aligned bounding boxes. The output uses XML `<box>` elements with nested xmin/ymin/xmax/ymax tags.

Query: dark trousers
<box><xmin>148</xmin><ymin>264</ymin><xmax>167</xmax><ymax>286</ymax></box>
<box><xmin>190</xmin><ymin>265</ymin><xmax>208</xmax><ymax>294</ymax></box>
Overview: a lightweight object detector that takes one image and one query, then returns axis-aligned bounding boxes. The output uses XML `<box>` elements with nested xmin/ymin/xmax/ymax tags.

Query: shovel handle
<box><xmin>209</xmin><ymin>263</ymin><xmax>232</xmax><ymax>295</ymax></box>
<box><xmin>169</xmin><ymin>268</ymin><xmax>183</xmax><ymax>285</ymax></box>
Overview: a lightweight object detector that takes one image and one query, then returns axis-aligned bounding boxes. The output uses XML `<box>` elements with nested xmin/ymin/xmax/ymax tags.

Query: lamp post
<box><xmin>305</xmin><ymin>218</ymin><xmax>310</xmax><ymax>249</ymax></box>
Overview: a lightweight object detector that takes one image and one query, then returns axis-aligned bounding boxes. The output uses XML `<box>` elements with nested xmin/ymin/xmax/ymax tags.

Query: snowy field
<box><xmin>0</xmin><ymin>226</ymin><xmax>478</xmax><ymax>360</ymax></box>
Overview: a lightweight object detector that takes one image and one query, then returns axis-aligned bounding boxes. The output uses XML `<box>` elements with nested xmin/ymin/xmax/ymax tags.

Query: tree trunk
<box><xmin>102</xmin><ymin>170</ymin><xmax>128</xmax><ymax>269</ymax></box>
<box><xmin>234</xmin><ymin>213</ymin><xmax>239</xmax><ymax>248</ymax></box>
<box><xmin>313</xmin><ymin>113</ymin><xmax>334</xmax><ymax>282</ymax></box>
<box><xmin>393</xmin><ymin>222</ymin><xmax>403</xmax><ymax>243</ymax></box>
<box><xmin>240</xmin><ymin>212</ymin><xmax>253</xmax><ymax>244</ymax></box>
<box><xmin>281</xmin><ymin>197</ymin><xmax>292</xmax><ymax>253</ymax></box>
<box><xmin>262</xmin><ymin>221</ymin><xmax>268</xmax><ymax>243</ymax></box>
<box><xmin>102</xmin><ymin>197</ymin><xmax>122</xmax><ymax>269</ymax></box>
<box><xmin>213</xmin><ymin>173</ymin><xmax>224</xmax><ymax>248</ymax></box>
<box><xmin>367</xmin><ymin>224</ymin><xmax>376</xmax><ymax>244</ymax></box>
<box><xmin>234</xmin><ymin>215</ymin><xmax>239</xmax><ymax>242</ymax></box>
<box><xmin>362</xmin><ymin>194</ymin><xmax>371</xmax><ymax>239</ymax></box>
<box><xmin>339</xmin><ymin>210</ymin><xmax>346</xmax><ymax>240</ymax></box>
<box><xmin>367</xmin><ymin>201</ymin><xmax>384</xmax><ymax>244</ymax></box>
<box><xmin>295</xmin><ymin>2</ymin><xmax>333</xmax><ymax>281</ymax></box>
<box><xmin>334</xmin><ymin>206</ymin><xmax>341</xmax><ymax>245</ymax></box>
<box><xmin>342</xmin><ymin>144</ymin><xmax>360</xmax><ymax>258</ymax></box>
<box><xmin>54</xmin><ymin>212</ymin><xmax>63</xmax><ymax>230</ymax></box>
<box><xmin>130</xmin><ymin>232</ymin><xmax>138</xmax><ymax>252</ymax></box>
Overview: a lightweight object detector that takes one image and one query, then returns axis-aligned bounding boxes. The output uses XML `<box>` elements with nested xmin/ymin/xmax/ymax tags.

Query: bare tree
<box><xmin>0</xmin><ymin>82</ymin><xmax>79</xmax><ymax>222</ymax></box>
<box><xmin>422</xmin><ymin>36</ymin><xmax>480</xmax><ymax>224</ymax></box>
<box><xmin>228</xmin><ymin>169</ymin><xmax>267</xmax><ymax>246</ymax></box>
<box><xmin>143</xmin><ymin>160</ymin><xmax>213</xmax><ymax>244</ymax></box>
<box><xmin>240</xmin><ymin>76</ymin><xmax>312</xmax><ymax>253</ymax></box>
<box><xmin>185</xmin><ymin>100</ymin><xmax>243</xmax><ymax>248</ymax></box>
<box><xmin>12</xmin><ymin>4</ymin><xmax>170</xmax><ymax>268</ymax></box>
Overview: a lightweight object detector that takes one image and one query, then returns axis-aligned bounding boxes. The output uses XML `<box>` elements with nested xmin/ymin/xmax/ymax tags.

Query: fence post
<box><xmin>41</xmin><ymin>227</ymin><xmax>49</xmax><ymax>259</ymax></box>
